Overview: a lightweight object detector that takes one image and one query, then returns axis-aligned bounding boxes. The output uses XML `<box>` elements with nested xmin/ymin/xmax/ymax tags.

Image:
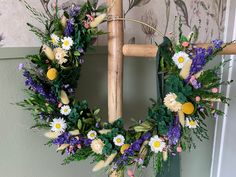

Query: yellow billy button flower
<box><xmin>90</xmin><ymin>13</ymin><xmax>106</xmax><ymax>28</ymax></box>
<box><xmin>47</xmin><ymin>68</ymin><xmax>58</xmax><ymax>81</ymax></box>
<box><xmin>120</xmin><ymin>144</ymin><xmax>130</xmax><ymax>154</ymax></box>
<box><xmin>182</xmin><ymin>102</ymin><xmax>195</xmax><ymax>115</ymax></box>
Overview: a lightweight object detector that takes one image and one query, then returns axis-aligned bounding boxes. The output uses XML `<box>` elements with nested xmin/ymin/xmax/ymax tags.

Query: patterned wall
<box><xmin>0</xmin><ymin>0</ymin><xmax>226</xmax><ymax>47</ymax></box>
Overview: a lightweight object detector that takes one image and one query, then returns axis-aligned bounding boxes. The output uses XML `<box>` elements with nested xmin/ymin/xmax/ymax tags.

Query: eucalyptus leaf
<box><xmin>77</xmin><ymin>119</ymin><xmax>82</xmax><ymax>130</ymax></box>
<box><xmin>94</xmin><ymin>109</ymin><xmax>100</xmax><ymax>115</ymax></box>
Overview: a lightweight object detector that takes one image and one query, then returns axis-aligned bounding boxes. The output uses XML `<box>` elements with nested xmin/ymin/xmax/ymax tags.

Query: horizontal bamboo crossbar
<box><xmin>123</xmin><ymin>43</ymin><xmax>236</xmax><ymax>58</ymax></box>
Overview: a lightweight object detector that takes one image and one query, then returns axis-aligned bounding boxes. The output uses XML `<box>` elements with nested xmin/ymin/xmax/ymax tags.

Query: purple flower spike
<box><xmin>53</xmin><ymin>132</ymin><xmax>71</xmax><ymax>145</ymax></box>
<box><xmin>131</xmin><ymin>141</ymin><xmax>141</xmax><ymax>151</ymax></box>
<box><xmin>167</xmin><ymin>118</ymin><xmax>181</xmax><ymax>146</ymax></box>
<box><xmin>64</xmin><ymin>18</ymin><xmax>75</xmax><ymax>36</ymax></box>
<box><xmin>212</xmin><ymin>39</ymin><xmax>223</xmax><ymax>49</ymax></box>
<box><xmin>18</xmin><ymin>63</ymin><xmax>24</xmax><ymax>70</ymax></box>
<box><xmin>69</xmin><ymin>5</ymin><xmax>81</xmax><ymax>17</ymax></box>
<box><xmin>84</xmin><ymin>139</ymin><xmax>92</xmax><ymax>146</ymax></box>
<box><xmin>23</xmin><ymin>70</ymin><xmax>58</xmax><ymax>104</ymax></box>
<box><xmin>141</xmin><ymin>132</ymin><xmax>151</xmax><ymax>141</ymax></box>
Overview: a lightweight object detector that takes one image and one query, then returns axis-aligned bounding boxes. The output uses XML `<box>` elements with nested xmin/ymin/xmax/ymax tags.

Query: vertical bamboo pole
<box><xmin>107</xmin><ymin>0</ymin><xmax>124</xmax><ymax>123</ymax></box>
<box><xmin>107</xmin><ymin>0</ymin><xmax>124</xmax><ymax>176</ymax></box>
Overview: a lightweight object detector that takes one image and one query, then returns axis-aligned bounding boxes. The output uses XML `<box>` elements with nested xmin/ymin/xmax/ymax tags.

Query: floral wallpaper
<box><xmin>0</xmin><ymin>0</ymin><xmax>227</xmax><ymax>47</ymax></box>
<box><xmin>0</xmin><ymin>12</ymin><xmax>4</xmax><ymax>47</ymax></box>
<box><xmin>124</xmin><ymin>0</ymin><xmax>227</xmax><ymax>44</ymax></box>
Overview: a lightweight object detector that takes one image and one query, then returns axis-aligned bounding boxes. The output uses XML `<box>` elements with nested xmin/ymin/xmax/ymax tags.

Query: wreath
<box><xmin>18</xmin><ymin>0</ymin><xmax>234</xmax><ymax>176</ymax></box>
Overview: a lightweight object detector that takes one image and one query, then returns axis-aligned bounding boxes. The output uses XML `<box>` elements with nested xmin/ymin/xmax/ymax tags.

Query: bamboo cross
<box><xmin>106</xmin><ymin>0</ymin><xmax>236</xmax><ymax>176</ymax></box>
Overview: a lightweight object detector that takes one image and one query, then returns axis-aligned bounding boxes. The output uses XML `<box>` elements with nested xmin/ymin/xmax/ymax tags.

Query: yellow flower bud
<box><xmin>92</xmin><ymin>160</ymin><xmax>105</xmax><ymax>172</ymax></box>
<box><xmin>163</xmin><ymin>151</ymin><xmax>168</xmax><ymax>161</ymax></box>
<box><xmin>120</xmin><ymin>144</ymin><xmax>130</xmax><ymax>154</ymax></box>
<box><xmin>90</xmin><ymin>14</ymin><xmax>106</xmax><ymax>28</ymax></box>
<box><xmin>180</xmin><ymin>60</ymin><xmax>192</xmax><ymax>79</ymax></box>
<box><xmin>178</xmin><ymin>110</ymin><xmax>185</xmax><ymax>127</ymax></box>
<box><xmin>56</xmin><ymin>144</ymin><xmax>69</xmax><ymax>151</ymax></box>
<box><xmin>47</xmin><ymin>68</ymin><xmax>58</xmax><ymax>81</ymax></box>
<box><xmin>60</xmin><ymin>90</ymin><xmax>69</xmax><ymax>104</ymax></box>
<box><xmin>182</xmin><ymin>102</ymin><xmax>195</xmax><ymax>115</ymax></box>
<box><xmin>69</xmin><ymin>130</ymin><xmax>80</xmax><ymax>136</ymax></box>
<box><xmin>61</xmin><ymin>15</ymin><xmax>68</xmax><ymax>28</ymax></box>
<box><xmin>98</xmin><ymin>129</ymin><xmax>112</xmax><ymax>134</ymax></box>
<box><xmin>195</xmin><ymin>70</ymin><xmax>203</xmax><ymax>78</ymax></box>
<box><xmin>203</xmin><ymin>98</ymin><xmax>222</xmax><ymax>102</ymax></box>
<box><xmin>104</xmin><ymin>152</ymin><xmax>117</xmax><ymax>167</ymax></box>
<box><xmin>42</xmin><ymin>45</ymin><xmax>55</xmax><ymax>60</ymax></box>
<box><xmin>44</xmin><ymin>131</ymin><xmax>61</xmax><ymax>139</ymax></box>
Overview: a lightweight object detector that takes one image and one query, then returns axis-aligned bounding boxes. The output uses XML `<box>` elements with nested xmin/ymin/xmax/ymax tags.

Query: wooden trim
<box><xmin>123</xmin><ymin>43</ymin><xmax>236</xmax><ymax>58</ymax></box>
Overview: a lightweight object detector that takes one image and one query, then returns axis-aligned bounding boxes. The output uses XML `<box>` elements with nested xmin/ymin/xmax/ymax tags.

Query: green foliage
<box><xmin>165</xmin><ymin>74</ymin><xmax>192</xmax><ymax>103</ymax></box>
<box><xmin>62</xmin><ymin>148</ymin><xmax>92</xmax><ymax>165</ymax></box>
<box><xmin>147</xmin><ymin>103</ymin><xmax>174</xmax><ymax>135</ymax></box>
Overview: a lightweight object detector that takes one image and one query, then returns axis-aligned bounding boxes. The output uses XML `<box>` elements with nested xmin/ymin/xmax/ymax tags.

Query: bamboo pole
<box><xmin>107</xmin><ymin>0</ymin><xmax>124</xmax><ymax>122</ymax></box>
<box><xmin>123</xmin><ymin>43</ymin><xmax>236</xmax><ymax>58</ymax></box>
<box><xmin>107</xmin><ymin>0</ymin><xmax>124</xmax><ymax>176</ymax></box>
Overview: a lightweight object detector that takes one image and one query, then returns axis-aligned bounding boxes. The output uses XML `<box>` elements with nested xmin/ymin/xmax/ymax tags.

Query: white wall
<box><xmin>210</xmin><ymin>1</ymin><xmax>236</xmax><ymax>177</ymax></box>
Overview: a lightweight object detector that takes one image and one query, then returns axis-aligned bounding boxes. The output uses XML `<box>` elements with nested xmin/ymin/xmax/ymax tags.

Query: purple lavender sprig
<box><xmin>23</xmin><ymin>70</ymin><xmax>58</xmax><ymax>104</ymax></box>
<box><xmin>189</xmin><ymin>39</ymin><xmax>224</xmax><ymax>77</ymax></box>
<box><xmin>114</xmin><ymin>132</ymin><xmax>151</xmax><ymax>166</ymax></box>
<box><xmin>64</xmin><ymin>18</ymin><xmax>75</xmax><ymax>37</ymax></box>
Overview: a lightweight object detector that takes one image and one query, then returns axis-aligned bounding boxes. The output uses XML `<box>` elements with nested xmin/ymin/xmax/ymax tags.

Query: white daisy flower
<box><xmin>186</xmin><ymin>118</ymin><xmax>198</xmax><ymax>129</ymax></box>
<box><xmin>50</xmin><ymin>34</ymin><xmax>60</xmax><ymax>45</ymax></box>
<box><xmin>87</xmin><ymin>130</ymin><xmax>97</xmax><ymax>140</ymax></box>
<box><xmin>172</xmin><ymin>51</ymin><xmax>190</xmax><ymax>69</ymax></box>
<box><xmin>60</xmin><ymin>105</ymin><xmax>71</xmax><ymax>116</ymax></box>
<box><xmin>148</xmin><ymin>135</ymin><xmax>166</xmax><ymax>153</ymax></box>
<box><xmin>113</xmin><ymin>135</ymin><xmax>125</xmax><ymax>146</ymax></box>
<box><xmin>61</xmin><ymin>37</ymin><xmax>73</xmax><ymax>50</ymax></box>
<box><xmin>50</xmin><ymin>118</ymin><xmax>67</xmax><ymax>133</ymax></box>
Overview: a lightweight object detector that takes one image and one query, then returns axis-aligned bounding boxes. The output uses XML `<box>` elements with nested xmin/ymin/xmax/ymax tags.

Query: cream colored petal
<box><xmin>92</xmin><ymin>160</ymin><xmax>105</xmax><ymax>172</ymax></box>
<box><xmin>103</xmin><ymin>152</ymin><xmax>117</xmax><ymax>167</ymax></box>
<box><xmin>163</xmin><ymin>151</ymin><xmax>168</xmax><ymax>161</ymax></box>
<box><xmin>44</xmin><ymin>132</ymin><xmax>61</xmax><ymax>139</ymax></box>
<box><xmin>61</xmin><ymin>15</ymin><xmax>68</xmax><ymax>28</ymax></box>
<box><xmin>203</xmin><ymin>98</ymin><xmax>222</xmax><ymax>102</ymax></box>
<box><xmin>69</xmin><ymin>129</ymin><xmax>80</xmax><ymax>136</ymax></box>
<box><xmin>42</xmin><ymin>45</ymin><xmax>55</xmax><ymax>60</ymax></box>
<box><xmin>179</xmin><ymin>60</ymin><xmax>192</xmax><ymax>79</ymax></box>
<box><xmin>139</xmin><ymin>140</ymin><xmax>149</xmax><ymax>159</ymax></box>
<box><xmin>90</xmin><ymin>14</ymin><xmax>106</xmax><ymax>28</ymax></box>
<box><xmin>195</xmin><ymin>70</ymin><xmax>203</xmax><ymax>78</ymax></box>
<box><xmin>57</xmin><ymin>144</ymin><xmax>69</xmax><ymax>151</ymax></box>
<box><xmin>98</xmin><ymin>129</ymin><xmax>112</xmax><ymax>134</ymax></box>
<box><xmin>178</xmin><ymin>110</ymin><xmax>185</xmax><ymax>127</ymax></box>
<box><xmin>60</xmin><ymin>90</ymin><xmax>69</xmax><ymax>104</ymax></box>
